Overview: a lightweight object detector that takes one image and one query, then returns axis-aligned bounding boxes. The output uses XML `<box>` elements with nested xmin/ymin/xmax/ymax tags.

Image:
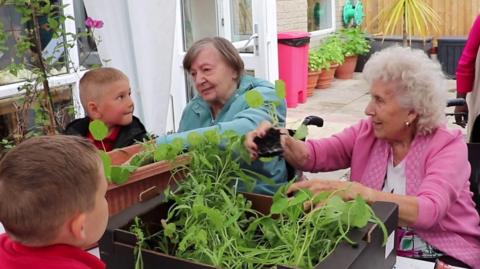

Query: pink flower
<box><xmin>85</xmin><ymin>17</ymin><xmax>104</xmax><ymax>29</ymax></box>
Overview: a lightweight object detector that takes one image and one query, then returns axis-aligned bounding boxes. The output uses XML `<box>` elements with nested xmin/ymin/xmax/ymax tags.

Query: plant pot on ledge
<box><xmin>316</xmin><ymin>64</ymin><xmax>338</xmax><ymax>89</ymax></box>
<box><xmin>335</xmin><ymin>55</ymin><xmax>358</xmax><ymax>79</ymax></box>
<box><xmin>307</xmin><ymin>70</ymin><xmax>321</xmax><ymax>96</ymax></box>
<box><xmin>106</xmin><ymin>144</ymin><xmax>189</xmax><ymax>216</ymax></box>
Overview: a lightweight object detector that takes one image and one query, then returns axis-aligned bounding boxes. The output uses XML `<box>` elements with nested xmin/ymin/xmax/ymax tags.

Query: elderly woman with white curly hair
<box><xmin>245</xmin><ymin>46</ymin><xmax>480</xmax><ymax>268</ymax></box>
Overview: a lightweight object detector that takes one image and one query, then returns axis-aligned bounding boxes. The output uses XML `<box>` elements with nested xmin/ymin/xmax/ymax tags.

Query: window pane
<box><xmin>230</xmin><ymin>0</ymin><xmax>253</xmax><ymax>42</ymax></box>
<box><xmin>73</xmin><ymin>0</ymin><xmax>101</xmax><ymax>70</ymax></box>
<box><xmin>0</xmin><ymin>1</ymin><xmax>69</xmax><ymax>86</ymax></box>
<box><xmin>181</xmin><ymin>0</ymin><xmax>218</xmax><ymax>51</ymax></box>
<box><xmin>307</xmin><ymin>0</ymin><xmax>333</xmax><ymax>32</ymax></box>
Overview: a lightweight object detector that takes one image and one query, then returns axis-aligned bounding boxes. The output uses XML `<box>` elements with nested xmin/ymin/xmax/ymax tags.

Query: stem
<box><xmin>30</xmin><ymin>4</ymin><xmax>56</xmax><ymax>134</ymax></box>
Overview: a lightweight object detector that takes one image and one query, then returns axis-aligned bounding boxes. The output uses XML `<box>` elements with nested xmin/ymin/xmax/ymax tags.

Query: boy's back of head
<box><xmin>0</xmin><ymin>136</ymin><xmax>102</xmax><ymax>246</ymax></box>
<box><xmin>79</xmin><ymin>67</ymin><xmax>129</xmax><ymax>113</ymax></box>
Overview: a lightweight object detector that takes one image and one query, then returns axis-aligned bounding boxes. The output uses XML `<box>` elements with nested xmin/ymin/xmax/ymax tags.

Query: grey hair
<box><xmin>183</xmin><ymin>37</ymin><xmax>244</xmax><ymax>83</ymax></box>
<box><xmin>362</xmin><ymin>46</ymin><xmax>447</xmax><ymax>135</ymax></box>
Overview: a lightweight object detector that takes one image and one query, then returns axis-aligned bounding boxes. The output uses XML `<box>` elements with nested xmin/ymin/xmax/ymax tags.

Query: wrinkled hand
<box><xmin>287</xmin><ymin>179</ymin><xmax>375</xmax><ymax>203</ymax></box>
<box><xmin>244</xmin><ymin>121</ymin><xmax>310</xmax><ymax>169</ymax></box>
<box><xmin>454</xmin><ymin>103</ymin><xmax>468</xmax><ymax>128</ymax></box>
<box><xmin>281</xmin><ymin>132</ymin><xmax>309</xmax><ymax>170</ymax></box>
<box><xmin>244</xmin><ymin>121</ymin><xmax>275</xmax><ymax>159</ymax></box>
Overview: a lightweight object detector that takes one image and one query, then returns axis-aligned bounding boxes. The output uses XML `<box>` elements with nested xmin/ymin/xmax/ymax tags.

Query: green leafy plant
<box><xmin>373</xmin><ymin>0</ymin><xmax>440</xmax><ymax>46</ymax></box>
<box><xmin>0</xmin><ymin>1</ymin><xmax>102</xmax><ymax>148</ymax></box>
<box><xmin>129</xmin><ymin>162</ymin><xmax>388</xmax><ymax>269</ymax></box>
<box><xmin>338</xmin><ymin>27</ymin><xmax>371</xmax><ymax>57</ymax></box>
<box><xmin>88</xmin><ymin>119</ymin><xmax>157</xmax><ymax>184</ymax></box>
<box><xmin>309</xmin><ymin>35</ymin><xmax>345</xmax><ymax>72</ymax></box>
<box><xmin>245</xmin><ymin>79</ymin><xmax>285</xmax><ymax>128</ymax></box>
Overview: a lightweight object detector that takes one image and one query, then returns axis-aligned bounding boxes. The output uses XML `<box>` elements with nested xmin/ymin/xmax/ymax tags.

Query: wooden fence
<box><xmin>362</xmin><ymin>0</ymin><xmax>480</xmax><ymax>39</ymax></box>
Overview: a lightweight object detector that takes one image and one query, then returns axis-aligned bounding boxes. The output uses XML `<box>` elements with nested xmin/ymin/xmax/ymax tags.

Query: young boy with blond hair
<box><xmin>65</xmin><ymin>67</ymin><xmax>148</xmax><ymax>151</ymax></box>
<box><xmin>0</xmin><ymin>136</ymin><xmax>107</xmax><ymax>269</ymax></box>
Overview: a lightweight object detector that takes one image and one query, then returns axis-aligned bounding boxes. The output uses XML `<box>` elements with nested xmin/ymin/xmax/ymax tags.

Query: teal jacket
<box><xmin>158</xmin><ymin>75</ymin><xmax>288</xmax><ymax>195</ymax></box>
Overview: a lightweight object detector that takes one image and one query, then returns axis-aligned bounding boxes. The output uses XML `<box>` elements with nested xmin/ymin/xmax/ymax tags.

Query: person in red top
<box><xmin>0</xmin><ymin>136</ymin><xmax>108</xmax><ymax>269</ymax></box>
<box><xmin>455</xmin><ymin>15</ymin><xmax>480</xmax><ymax>142</ymax></box>
<box><xmin>65</xmin><ymin>67</ymin><xmax>148</xmax><ymax>151</ymax></box>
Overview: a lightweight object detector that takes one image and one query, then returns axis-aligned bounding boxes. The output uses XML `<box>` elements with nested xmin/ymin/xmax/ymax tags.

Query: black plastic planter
<box><xmin>437</xmin><ymin>36</ymin><xmax>467</xmax><ymax>79</ymax></box>
<box><xmin>99</xmin><ymin>192</ymin><xmax>398</xmax><ymax>269</ymax></box>
<box><xmin>356</xmin><ymin>35</ymin><xmax>433</xmax><ymax>72</ymax></box>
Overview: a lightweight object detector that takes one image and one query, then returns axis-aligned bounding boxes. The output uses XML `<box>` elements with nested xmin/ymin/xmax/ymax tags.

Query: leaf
<box><xmin>89</xmin><ymin>120</ymin><xmax>108</xmax><ymax>141</ymax></box>
<box><xmin>164</xmin><ymin>222</ymin><xmax>176</xmax><ymax>237</ymax></box>
<box><xmin>99</xmin><ymin>151</ymin><xmax>111</xmax><ymax>180</ymax></box>
<box><xmin>204</xmin><ymin>129</ymin><xmax>221</xmax><ymax>145</ymax></box>
<box><xmin>154</xmin><ymin>144</ymin><xmax>170</xmax><ymax>161</ymax></box>
<box><xmin>312</xmin><ymin>191</ymin><xmax>331</xmax><ymax>204</ymax></box>
<box><xmin>344</xmin><ymin>196</ymin><xmax>371</xmax><ymax>228</ymax></box>
<box><xmin>170</xmin><ymin>138</ymin><xmax>185</xmax><ymax>154</ymax></box>
<box><xmin>325</xmin><ymin>195</ymin><xmax>346</xmax><ymax>219</ymax></box>
<box><xmin>270</xmin><ymin>197</ymin><xmax>288</xmax><ymax>214</ymax></box>
<box><xmin>293</xmin><ymin>124</ymin><xmax>308</xmax><ymax>140</ymax></box>
<box><xmin>187</xmin><ymin>132</ymin><xmax>203</xmax><ymax>147</ymax></box>
<box><xmin>288</xmin><ymin>189</ymin><xmax>312</xmax><ymax>207</ymax></box>
<box><xmin>245</xmin><ymin>89</ymin><xmax>264</xmax><ymax>108</ymax></box>
<box><xmin>275</xmin><ymin>80</ymin><xmax>286</xmax><ymax>99</ymax></box>
<box><xmin>110</xmin><ymin>165</ymin><xmax>133</xmax><ymax>184</ymax></box>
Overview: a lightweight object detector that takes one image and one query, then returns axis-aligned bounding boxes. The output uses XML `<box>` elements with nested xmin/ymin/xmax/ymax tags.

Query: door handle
<box><xmin>239</xmin><ymin>24</ymin><xmax>259</xmax><ymax>55</ymax></box>
<box><xmin>240</xmin><ymin>33</ymin><xmax>259</xmax><ymax>50</ymax></box>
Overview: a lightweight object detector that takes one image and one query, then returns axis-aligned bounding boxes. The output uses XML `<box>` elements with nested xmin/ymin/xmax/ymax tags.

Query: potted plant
<box><xmin>315</xmin><ymin>35</ymin><xmax>344</xmax><ymax>89</ymax></box>
<box><xmin>307</xmin><ymin>51</ymin><xmax>322</xmax><ymax>96</ymax></box>
<box><xmin>89</xmin><ymin>120</ymin><xmax>189</xmax><ymax>216</ymax></box>
<box><xmin>98</xmin><ymin>128</ymin><xmax>397</xmax><ymax>269</ymax></box>
<box><xmin>336</xmin><ymin>27</ymin><xmax>370</xmax><ymax>79</ymax></box>
<box><xmin>0</xmin><ymin>1</ymin><xmax>101</xmax><ymax>153</ymax></box>
<box><xmin>374</xmin><ymin>0</ymin><xmax>440</xmax><ymax>47</ymax></box>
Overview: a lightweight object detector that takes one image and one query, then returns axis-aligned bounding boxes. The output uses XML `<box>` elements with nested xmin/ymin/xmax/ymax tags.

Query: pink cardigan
<box><xmin>302</xmin><ymin>119</ymin><xmax>480</xmax><ymax>268</ymax></box>
<box><xmin>457</xmin><ymin>15</ymin><xmax>480</xmax><ymax>94</ymax></box>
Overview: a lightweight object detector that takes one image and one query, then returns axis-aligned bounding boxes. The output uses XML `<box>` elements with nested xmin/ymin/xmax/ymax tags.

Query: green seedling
<box><xmin>129</xmin><ymin>135</ymin><xmax>388</xmax><ymax>269</ymax></box>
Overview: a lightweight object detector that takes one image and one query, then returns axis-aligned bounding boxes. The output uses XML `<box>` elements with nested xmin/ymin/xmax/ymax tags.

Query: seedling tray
<box><xmin>99</xmin><ymin>192</ymin><xmax>398</xmax><ymax>269</ymax></box>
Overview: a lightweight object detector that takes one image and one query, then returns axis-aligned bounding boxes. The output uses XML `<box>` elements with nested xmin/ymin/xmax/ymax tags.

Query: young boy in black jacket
<box><xmin>65</xmin><ymin>67</ymin><xmax>148</xmax><ymax>151</ymax></box>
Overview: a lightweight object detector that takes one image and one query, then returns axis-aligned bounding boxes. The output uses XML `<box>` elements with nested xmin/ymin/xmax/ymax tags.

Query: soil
<box><xmin>253</xmin><ymin>128</ymin><xmax>283</xmax><ymax>157</ymax></box>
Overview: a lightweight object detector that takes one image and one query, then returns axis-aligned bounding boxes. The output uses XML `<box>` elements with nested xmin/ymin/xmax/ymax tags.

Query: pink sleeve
<box><xmin>457</xmin><ymin>16</ymin><xmax>480</xmax><ymax>94</ymax></box>
<box><xmin>413</xmin><ymin>132</ymin><xmax>470</xmax><ymax>229</ymax></box>
<box><xmin>301</xmin><ymin>120</ymin><xmax>367</xmax><ymax>172</ymax></box>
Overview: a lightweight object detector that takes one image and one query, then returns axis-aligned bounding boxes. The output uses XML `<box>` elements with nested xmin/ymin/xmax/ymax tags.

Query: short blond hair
<box><xmin>79</xmin><ymin>67</ymin><xmax>129</xmax><ymax>113</ymax></box>
<box><xmin>0</xmin><ymin>136</ymin><xmax>101</xmax><ymax>245</ymax></box>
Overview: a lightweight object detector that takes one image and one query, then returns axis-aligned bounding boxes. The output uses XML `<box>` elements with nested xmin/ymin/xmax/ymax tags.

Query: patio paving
<box><xmin>285</xmin><ymin>72</ymin><xmax>462</xmax><ymax>180</ymax></box>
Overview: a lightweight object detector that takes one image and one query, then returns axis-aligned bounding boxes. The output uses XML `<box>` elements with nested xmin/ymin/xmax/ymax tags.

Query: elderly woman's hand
<box><xmin>244</xmin><ymin>121</ymin><xmax>310</xmax><ymax>169</ymax></box>
<box><xmin>244</xmin><ymin>121</ymin><xmax>274</xmax><ymax>159</ymax></box>
<box><xmin>287</xmin><ymin>179</ymin><xmax>375</xmax><ymax>203</ymax></box>
<box><xmin>280</xmin><ymin>132</ymin><xmax>309</xmax><ymax>169</ymax></box>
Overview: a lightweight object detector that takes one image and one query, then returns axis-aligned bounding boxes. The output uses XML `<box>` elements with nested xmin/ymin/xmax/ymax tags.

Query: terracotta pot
<box><xmin>316</xmin><ymin>64</ymin><xmax>338</xmax><ymax>89</ymax></box>
<box><xmin>335</xmin><ymin>55</ymin><xmax>358</xmax><ymax>79</ymax></box>
<box><xmin>307</xmin><ymin>71</ymin><xmax>321</xmax><ymax>96</ymax></box>
<box><xmin>106</xmin><ymin>144</ymin><xmax>189</xmax><ymax>216</ymax></box>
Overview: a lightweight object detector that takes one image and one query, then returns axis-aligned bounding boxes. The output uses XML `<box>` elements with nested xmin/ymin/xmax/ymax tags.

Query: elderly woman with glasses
<box><xmin>246</xmin><ymin>46</ymin><xmax>480</xmax><ymax>268</ymax></box>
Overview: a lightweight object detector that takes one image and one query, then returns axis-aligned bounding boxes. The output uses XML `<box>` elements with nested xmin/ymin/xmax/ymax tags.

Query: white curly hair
<box><xmin>362</xmin><ymin>46</ymin><xmax>447</xmax><ymax>135</ymax></box>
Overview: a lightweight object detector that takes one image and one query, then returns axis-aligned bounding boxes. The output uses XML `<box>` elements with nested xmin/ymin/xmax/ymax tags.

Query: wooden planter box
<box><xmin>106</xmin><ymin>144</ymin><xmax>189</xmax><ymax>216</ymax></box>
<box><xmin>99</xmin><ymin>192</ymin><xmax>398</xmax><ymax>269</ymax></box>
